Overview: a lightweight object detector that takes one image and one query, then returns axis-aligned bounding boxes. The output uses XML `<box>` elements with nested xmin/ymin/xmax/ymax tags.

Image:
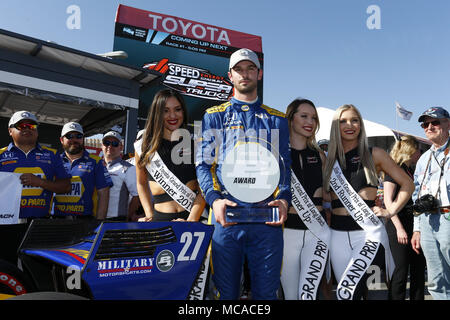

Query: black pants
<box><xmin>152</xmin><ymin>210</ymin><xmax>190</xmax><ymax>221</ymax></box>
<box><xmin>386</xmin><ymin>220</ymin><xmax>426</xmax><ymax>300</ymax></box>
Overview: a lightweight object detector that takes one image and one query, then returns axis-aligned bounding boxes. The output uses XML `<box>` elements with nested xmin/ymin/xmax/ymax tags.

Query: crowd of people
<box><xmin>0</xmin><ymin>48</ymin><xmax>448</xmax><ymax>300</ymax></box>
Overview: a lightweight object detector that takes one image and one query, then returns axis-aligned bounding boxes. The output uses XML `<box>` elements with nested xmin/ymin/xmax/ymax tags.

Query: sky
<box><xmin>0</xmin><ymin>0</ymin><xmax>449</xmax><ymax>139</ymax></box>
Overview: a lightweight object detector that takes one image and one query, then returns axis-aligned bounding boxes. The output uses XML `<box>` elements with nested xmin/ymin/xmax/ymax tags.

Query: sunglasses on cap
<box><xmin>103</xmin><ymin>140</ymin><xmax>120</xmax><ymax>147</ymax></box>
<box><xmin>64</xmin><ymin>133</ymin><xmax>84</xmax><ymax>140</ymax></box>
<box><xmin>13</xmin><ymin>123</ymin><xmax>38</xmax><ymax>131</ymax></box>
<box><xmin>420</xmin><ymin>119</ymin><xmax>441</xmax><ymax>129</ymax></box>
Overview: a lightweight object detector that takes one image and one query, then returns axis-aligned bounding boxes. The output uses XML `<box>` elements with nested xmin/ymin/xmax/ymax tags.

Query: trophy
<box><xmin>220</xmin><ymin>139</ymin><xmax>285</xmax><ymax>223</ymax></box>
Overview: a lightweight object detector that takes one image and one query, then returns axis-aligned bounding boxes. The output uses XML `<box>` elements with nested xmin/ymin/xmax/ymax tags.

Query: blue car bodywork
<box><xmin>17</xmin><ymin>219</ymin><xmax>213</xmax><ymax>299</ymax></box>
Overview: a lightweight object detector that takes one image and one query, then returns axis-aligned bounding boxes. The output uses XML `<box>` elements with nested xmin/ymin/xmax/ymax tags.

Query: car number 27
<box><xmin>177</xmin><ymin>232</ymin><xmax>205</xmax><ymax>261</ymax></box>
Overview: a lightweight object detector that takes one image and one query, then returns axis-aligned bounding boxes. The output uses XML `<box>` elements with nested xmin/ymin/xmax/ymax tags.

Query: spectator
<box><xmin>411</xmin><ymin>106</ymin><xmax>450</xmax><ymax>300</ymax></box>
<box><xmin>384</xmin><ymin>135</ymin><xmax>426</xmax><ymax>300</ymax></box>
<box><xmin>101</xmin><ymin>130</ymin><xmax>140</xmax><ymax>221</ymax></box>
<box><xmin>318</xmin><ymin>139</ymin><xmax>329</xmax><ymax>153</ymax></box>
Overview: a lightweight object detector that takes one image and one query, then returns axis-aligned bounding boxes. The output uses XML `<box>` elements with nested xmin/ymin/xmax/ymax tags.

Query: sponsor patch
<box><xmin>306</xmin><ymin>156</ymin><xmax>318</xmax><ymax>164</ymax></box>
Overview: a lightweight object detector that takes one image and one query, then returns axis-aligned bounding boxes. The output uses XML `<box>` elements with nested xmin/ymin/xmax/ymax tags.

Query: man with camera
<box><xmin>411</xmin><ymin>106</ymin><xmax>450</xmax><ymax>300</ymax></box>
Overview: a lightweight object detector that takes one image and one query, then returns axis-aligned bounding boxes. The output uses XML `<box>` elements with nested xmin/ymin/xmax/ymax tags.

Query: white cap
<box><xmin>8</xmin><ymin>111</ymin><xmax>38</xmax><ymax>127</ymax></box>
<box><xmin>103</xmin><ymin>131</ymin><xmax>122</xmax><ymax>142</ymax></box>
<box><xmin>61</xmin><ymin>122</ymin><xmax>84</xmax><ymax>137</ymax></box>
<box><xmin>229</xmin><ymin>48</ymin><xmax>261</xmax><ymax>70</ymax></box>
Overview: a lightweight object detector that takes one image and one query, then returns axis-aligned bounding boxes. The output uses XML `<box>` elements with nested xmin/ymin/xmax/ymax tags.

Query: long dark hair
<box><xmin>137</xmin><ymin>89</ymin><xmax>187</xmax><ymax>168</ymax></box>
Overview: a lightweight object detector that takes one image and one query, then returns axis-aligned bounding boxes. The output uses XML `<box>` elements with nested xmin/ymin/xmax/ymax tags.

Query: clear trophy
<box><xmin>220</xmin><ymin>139</ymin><xmax>286</xmax><ymax>223</ymax></box>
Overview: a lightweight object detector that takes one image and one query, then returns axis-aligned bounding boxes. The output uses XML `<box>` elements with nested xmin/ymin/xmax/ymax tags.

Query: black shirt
<box><xmin>384</xmin><ymin>163</ymin><xmax>414</xmax><ymax>230</ymax></box>
<box><xmin>286</xmin><ymin>146</ymin><xmax>324</xmax><ymax>229</ymax></box>
<box><xmin>148</xmin><ymin>138</ymin><xmax>197</xmax><ymax>204</ymax></box>
<box><xmin>331</xmin><ymin>147</ymin><xmax>377</xmax><ymax>209</ymax></box>
<box><xmin>148</xmin><ymin>138</ymin><xmax>197</xmax><ymax>185</ymax></box>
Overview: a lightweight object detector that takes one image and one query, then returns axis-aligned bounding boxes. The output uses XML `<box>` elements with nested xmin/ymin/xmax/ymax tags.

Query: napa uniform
<box><xmin>196</xmin><ymin>97</ymin><xmax>291</xmax><ymax>299</ymax></box>
<box><xmin>53</xmin><ymin>150</ymin><xmax>113</xmax><ymax>217</ymax></box>
<box><xmin>0</xmin><ymin>142</ymin><xmax>71</xmax><ymax>218</ymax></box>
<box><xmin>0</xmin><ymin>142</ymin><xmax>71</xmax><ymax>264</ymax></box>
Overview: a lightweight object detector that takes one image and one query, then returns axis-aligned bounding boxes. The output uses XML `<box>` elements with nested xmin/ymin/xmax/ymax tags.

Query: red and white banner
<box><xmin>116</xmin><ymin>5</ymin><xmax>262</xmax><ymax>53</ymax></box>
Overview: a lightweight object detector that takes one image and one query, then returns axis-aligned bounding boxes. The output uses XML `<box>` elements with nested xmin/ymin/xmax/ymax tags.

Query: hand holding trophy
<box><xmin>220</xmin><ymin>139</ymin><xmax>286</xmax><ymax>225</ymax></box>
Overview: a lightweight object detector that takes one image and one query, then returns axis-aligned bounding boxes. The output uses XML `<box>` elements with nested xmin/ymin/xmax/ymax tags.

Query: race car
<box><xmin>0</xmin><ymin>219</ymin><xmax>213</xmax><ymax>300</ymax></box>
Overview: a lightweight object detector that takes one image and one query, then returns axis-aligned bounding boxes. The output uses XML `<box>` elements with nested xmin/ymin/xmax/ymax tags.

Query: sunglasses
<box><xmin>421</xmin><ymin>119</ymin><xmax>441</xmax><ymax>129</ymax></box>
<box><xmin>64</xmin><ymin>133</ymin><xmax>84</xmax><ymax>140</ymax></box>
<box><xmin>13</xmin><ymin>123</ymin><xmax>38</xmax><ymax>131</ymax></box>
<box><xmin>103</xmin><ymin>140</ymin><xmax>120</xmax><ymax>147</ymax></box>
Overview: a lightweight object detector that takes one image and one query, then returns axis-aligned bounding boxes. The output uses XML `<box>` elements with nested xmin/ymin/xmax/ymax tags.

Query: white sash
<box><xmin>0</xmin><ymin>172</ymin><xmax>23</xmax><ymax>224</ymax></box>
<box><xmin>134</xmin><ymin>139</ymin><xmax>196</xmax><ymax>212</ymax></box>
<box><xmin>290</xmin><ymin>169</ymin><xmax>331</xmax><ymax>299</ymax></box>
<box><xmin>188</xmin><ymin>245</ymin><xmax>211</xmax><ymax>300</ymax></box>
<box><xmin>329</xmin><ymin>161</ymin><xmax>394</xmax><ymax>300</ymax></box>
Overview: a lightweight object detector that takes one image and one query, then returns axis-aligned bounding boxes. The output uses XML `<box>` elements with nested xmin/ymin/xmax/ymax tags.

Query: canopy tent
<box><xmin>0</xmin><ymin>29</ymin><xmax>161</xmax><ymax>152</ymax></box>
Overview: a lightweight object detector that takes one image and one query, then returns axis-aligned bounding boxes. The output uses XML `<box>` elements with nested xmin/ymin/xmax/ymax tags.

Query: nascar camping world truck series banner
<box><xmin>113</xmin><ymin>4</ymin><xmax>263</xmax><ymax>123</ymax></box>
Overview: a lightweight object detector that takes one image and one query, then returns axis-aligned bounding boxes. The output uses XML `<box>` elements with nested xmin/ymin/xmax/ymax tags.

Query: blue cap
<box><xmin>418</xmin><ymin>107</ymin><xmax>449</xmax><ymax>122</ymax></box>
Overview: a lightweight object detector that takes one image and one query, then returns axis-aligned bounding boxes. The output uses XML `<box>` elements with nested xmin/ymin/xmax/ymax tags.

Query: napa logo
<box><xmin>55</xmin><ymin>176</ymin><xmax>84</xmax><ymax>203</ymax></box>
<box><xmin>13</xmin><ymin>167</ymin><xmax>45</xmax><ymax>196</ymax></box>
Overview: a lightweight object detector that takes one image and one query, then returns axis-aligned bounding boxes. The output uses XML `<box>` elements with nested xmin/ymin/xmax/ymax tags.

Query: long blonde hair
<box><xmin>285</xmin><ymin>98</ymin><xmax>321</xmax><ymax>151</ymax></box>
<box><xmin>323</xmin><ymin>104</ymin><xmax>378</xmax><ymax>191</ymax></box>
<box><xmin>390</xmin><ymin>135</ymin><xmax>419</xmax><ymax>166</ymax></box>
<box><xmin>137</xmin><ymin>89</ymin><xmax>187</xmax><ymax>169</ymax></box>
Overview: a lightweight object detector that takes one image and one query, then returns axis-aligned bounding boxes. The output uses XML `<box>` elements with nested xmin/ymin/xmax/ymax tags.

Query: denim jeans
<box><xmin>420</xmin><ymin>213</ymin><xmax>450</xmax><ymax>300</ymax></box>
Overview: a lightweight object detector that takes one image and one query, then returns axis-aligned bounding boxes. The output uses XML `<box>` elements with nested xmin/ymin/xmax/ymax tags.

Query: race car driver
<box><xmin>196</xmin><ymin>48</ymin><xmax>291</xmax><ymax>299</ymax></box>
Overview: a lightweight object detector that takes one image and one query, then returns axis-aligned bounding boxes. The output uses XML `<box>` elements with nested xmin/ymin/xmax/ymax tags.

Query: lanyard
<box><xmin>419</xmin><ymin>141</ymin><xmax>449</xmax><ymax>199</ymax></box>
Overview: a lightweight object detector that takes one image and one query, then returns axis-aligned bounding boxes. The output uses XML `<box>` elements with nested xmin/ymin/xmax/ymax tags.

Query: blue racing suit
<box><xmin>196</xmin><ymin>97</ymin><xmax>291</xmax><ymax>299</ymax></box>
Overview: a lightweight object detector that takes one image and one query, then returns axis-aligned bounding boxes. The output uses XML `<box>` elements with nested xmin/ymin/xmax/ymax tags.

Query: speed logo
<box><xmin>144</xmin><ymin>60</ymin><xmax>233</xmax><ymax>101</ymax></box>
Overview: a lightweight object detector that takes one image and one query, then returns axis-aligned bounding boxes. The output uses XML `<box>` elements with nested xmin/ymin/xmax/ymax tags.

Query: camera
<box><xmin>409</xmin><ymin>194</ymin><xmax>439</xmax><ymax>216</ymax></box>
